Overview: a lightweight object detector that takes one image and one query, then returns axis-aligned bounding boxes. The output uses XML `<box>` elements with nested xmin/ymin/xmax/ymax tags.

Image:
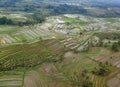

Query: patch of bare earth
<box><xmin>24</xmin><ymin>76</ymin><xmax>36</xmax><ymax>87</ymax></box>
<box><xmin>108</xmin><ymin>77</ymin><xmax>120</xmax><ymax>87</ymax></box>
<box><xmin>24</xmin><ymin>63</ymin><xmax>70</xmax><ymax>87</ymax></box>
<box><xmin>64</xmin><ymin>51</ymin><xmax>84</xmax><ymax>59</ymax></box>
<box><xmin>107</xmin><ymin>70</ymin><xmax>120</xmax><ymax>87</ymax></box>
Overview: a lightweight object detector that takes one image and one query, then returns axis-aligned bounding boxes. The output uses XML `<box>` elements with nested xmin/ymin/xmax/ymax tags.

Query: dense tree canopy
<box><xmin>0</xmin><ymin>17</ymin><xmax>13</xmax><ymax>25</ymax></box>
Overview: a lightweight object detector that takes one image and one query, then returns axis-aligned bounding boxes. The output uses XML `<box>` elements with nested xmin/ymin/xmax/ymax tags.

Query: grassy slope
<box><xmin>0</xmin><ymin>38</ymin><xmax>119</xmax><ymax>87</ymax></box>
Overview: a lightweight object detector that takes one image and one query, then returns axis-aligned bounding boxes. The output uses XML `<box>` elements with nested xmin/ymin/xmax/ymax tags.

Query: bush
<box><xmin>0</xmin><ymin>17</ymin><xmax>13</xmax><ymax>25</ymax></box>
<box><xmin>92</xmin><ymin>62</ymin><xmax>111</xmax><ymax>76</ymax></box>
<box><xmin>111</xmin><ymin>43</ymin><xmax>119</xmax><ymax>52</ymax></box>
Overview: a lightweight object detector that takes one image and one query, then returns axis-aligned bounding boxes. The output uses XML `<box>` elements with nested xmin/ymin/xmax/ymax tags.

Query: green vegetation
<box><xmin>0</xmin><ymin>34</ymin><xmax>119</xmax><ymax>87</ymax></box>
<box><xmin>0</xmin><ymin>12</ymin><xmax>46</xmax><ymax>26</ymax></box>
<box><xmin>0</xmin><ymin>17</ymin><xmax>13</xmax><ymax>25</ymax></box>
<box><xmin>61</xmin><ymin>17</ymin><xmax>87</xmax><ymax>26</ymax></box>
<box><xmin>104</xmin><ymin>18</ymin><xmax>119</xmax><ymax>23</ymax></box>
<box><xmin>95</xmin><ymin>32</ymin><xmax>120</xmax><ymax>40</ymax></box>
<box><xmin>0</xmin><ymin>0</ymin><xmax>120</xmax><ymax>18</ymax></box>
<box><xmin>32</xmin><ymin>12</ymin><xmax>46</xmax><ymax>23</ymax></box>
<box><xmin>0</xmin><ymin>1</ymin><xmax>119</xmax><ymax>86</ymax></box>
<box><xmin>0</xmin><ymin>25</ymin><xmax>20</xmax><ymax>34</ymax></box>
<box><xmin>92</xmin><ymin>62</ymin><xmax>111</xmax><ymax>76</ymax></box>
<box><xmin>0</xmin><ymin>41</ymin><xmax>52</xmax><ymax>71</ymax></box>
<box><xmin>111</xmin><ymin>43</ymin><xmax>119</xmax><ymax>52</ymax></box>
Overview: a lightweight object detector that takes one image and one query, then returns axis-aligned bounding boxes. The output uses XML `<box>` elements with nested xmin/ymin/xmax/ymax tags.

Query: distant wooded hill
<box><xmin>0</xmin><ymin>0</ymin><xmax>120</xmax><ymax>18</ymax></box>
<box><xmin>0</xmin><ymin>0</ymin><xmax>120</xmax><ymax>7</ymax></box>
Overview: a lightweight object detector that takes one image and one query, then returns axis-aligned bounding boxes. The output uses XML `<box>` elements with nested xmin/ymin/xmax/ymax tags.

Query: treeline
<box><xmin>0</xmin><ymin>0</ymin><xmax>22</xmax><ymax>7</ymax></box>
<box><xmin>46</xmin><ymin>4</ymin><xmax>87</xmax><ymax>15</ymax></box>
<box><xmin>111</xmin><ymin>40</ymin><xmax>120</xmax><ymax>52</ymax></box>
<box><xmin>0</xmin><ymin>0</ymin><xmax>120</xmax><ymax>18</ymax></box>
<box><xmin>0</xmin><ymin>17</ymin><xmax>13</xmax><ymax>25</ymax></box>
<box><xmin>17</xmin><ymin>13</ymin><xmax>46</xmax><ymax>26</ymax></box>
<box><xmin>95</xmin><ymin>32</ymin><xmax>120</xmax><ymax>40</ymax></box>
<box><xmin>22</xmin><ymin>4</ymin><xmax>120</xmax><ymax>18</ymax></box>
<box><xmin>0</xmin><ymin>1</ymin><xmax>120</xmax><ymax>18</ymax></box>
<box><xmin>0</xmin><ymin>13</ymin><xmax>46</xmax><ymax>26</ymax></box>
<box><xmin>45</xmin><ymin>4</ymin><xmax>120</xmax><ymax>17</ymax></box>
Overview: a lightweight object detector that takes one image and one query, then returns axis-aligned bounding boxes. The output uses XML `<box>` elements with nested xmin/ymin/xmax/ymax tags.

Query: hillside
<box><xmin>0</xmin><ymin>0</ymin><xmax>120</xmax><ymax>7</ymax></box>
<box><xmin>0</xmin><ymin>13</ymin><xmax>120</xmax><ymax>87</ymax></box>
<box><xmin>0</xmin><ymin>0</ymin><xmax>120</xmax><ymax>87</ymax></box>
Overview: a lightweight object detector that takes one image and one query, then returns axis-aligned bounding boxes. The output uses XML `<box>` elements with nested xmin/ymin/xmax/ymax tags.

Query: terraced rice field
<box><xmin>0</xmin><ymin>38</ymin><xmax>67</xmax><ymax>87</ymax></box>
<box><xmin>0</xmin><ymin>40</ymin><xmax>55</xmax><ymax>70</ymax></box>
<box><xmin>0</xmin><ymin>22</ymin><xmax>58</xmax><ymax>44</ymax></box>
<box><xmin>0</xmin><ymin>15</ymin><xmax>120</xmax><ymax>87</ymax></box>
<box><xmin>24</xmin><ymin>63</ymin><xmax>71</xmax><ymax>87</ymax></box>
<box><xmin>0</xmin><ymin>31</ymin><xmax>120</xmax><ymax>87</ymax></box>
<box><xmin>0</xmin><ymin>35</ymin><xmax>119</xmax><ymax>87</ymax></box>
<box><xmin>0</xmin><ymin>69</ymin><xmax>24</xmax><ymax>87</ymax></box>
<box><xmin>0</xmin><ymin>38</ymin><xmax>119</xmax><ymax>87</ymax></box>
<box><xmin>85</xmin><ymin>47</ymin><xmax>120</xmax><ymax>68</ymax></box>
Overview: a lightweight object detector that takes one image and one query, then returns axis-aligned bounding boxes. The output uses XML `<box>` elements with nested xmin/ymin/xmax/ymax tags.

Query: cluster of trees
<box><xmin>45</xmin><ymin>4</ymin><xmax>120</xmax><ymax>17</ymax></box>
<box><xmin>94</xmin><ymin>33</ymin><xmax>120</xmax><ymax>52</ymax></box>
<box><xmin>32</xmin><ymin>12</ymin><xmax>46</xmax><ymax>23</ymax></box>
<box><xmin>46</xmin><ymin>4</ymin><xmax>87</xmax><ymax>15</ymax></box>
<box><xmin>71</xmin><ymin>70</ymin><xmax>93</xmax><ymax>87</ymax></box>
<box><xmin>95</xmin><ymin>32</ymin><xmax>120</xmax><ymax>40</ymax></box>
<box><xmin>0</xmin><ymin>17</ymin><xmax>32</xmax><ymax>26</ymax></box>
<box><xmin>0</xmin><ymin>17</ymin><xmax>13</xmax><ymax>25</ymax></box>
<box><xmin>0</xmin><ymin>12</ymin><xmax>46</xmax><ymax>26</ymax></box>
<box><xmin>111</xmin><ymin>40</ymin><xmax>120</xmax><ymax>52</ymax></box>
<box><xmin>92</xmin><ymin>62</ymin><xmax>111</xmax><ymax>76</ymax></box>
<box><xmin>18</xmin><ymin>12</ymin><xmax>46</xmax><ymax>26</ymax></box>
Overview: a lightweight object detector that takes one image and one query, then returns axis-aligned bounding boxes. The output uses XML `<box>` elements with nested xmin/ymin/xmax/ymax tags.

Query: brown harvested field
<box><xmin>86</xmin><ymin>47</ymin><xmax>120</xmax><ymax>67</ymax></box>
<box><xmin>43</xmin><ymin>39</ymin><xmax>66</xmax><ymax>54</ymax></box>
<box><xmin>24</xmin><ymin>63</ymin><xmax>70</xmax><ymax>87</ymax></box>
<box><xmin>64</xmin><ymin>51</ymin><xmax>83</xmax><ymax>59</ymax></box>
<box><xmin>107</xmin><ymin>69</ymin><xmax>120</xmax><ymax>87</ymax></box>
<box><xmin>24</xmin><ymin>76</ymin><xmax>37</xmax><ymax>87</ymax></box>
<box><xmin>108</xmin><ymin>77</ymin><xmax>120</xmax><ymax>87</ymax></box>
<box><xmin>43</xmin><ymin>39</ymin><xmax>58</xmax><ymax>46</ymax></box>
<box><xmin>24</xmin><ymin>71</ymin><xmax>48</xmax><ymax>87</ymax></box>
